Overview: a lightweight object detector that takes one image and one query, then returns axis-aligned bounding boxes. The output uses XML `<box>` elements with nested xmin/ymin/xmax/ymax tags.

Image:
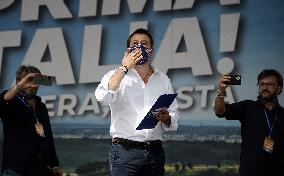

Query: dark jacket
<box><xmin>217</xmin><ymin>100</ymin><xmax>284</xmax><ymax>176</ymax></box>
<box><xmin>0</xmin><ymin>90</ymin><xmax>59</xmax><ymax>176</ymax></box>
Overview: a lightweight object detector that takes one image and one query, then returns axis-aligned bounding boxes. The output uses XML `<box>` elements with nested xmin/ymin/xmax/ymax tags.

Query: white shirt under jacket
<box><xmin>95</xmin><ymin>66</ymin><xmax>179</xmax><ymax>142</ymax></box>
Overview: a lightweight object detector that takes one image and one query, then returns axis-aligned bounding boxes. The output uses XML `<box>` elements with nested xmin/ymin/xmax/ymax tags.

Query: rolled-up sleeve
<box><xmin>95</xmin><ymin>70</ymin><xmax>119</xmax><ymax>105</ymax></box>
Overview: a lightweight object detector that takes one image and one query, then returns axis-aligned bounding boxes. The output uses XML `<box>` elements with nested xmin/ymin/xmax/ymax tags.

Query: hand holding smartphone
<box><xmin>225</xmin><ymin>75</ymin><xmax>241</xmax><ymax>85</ymax></box>
<box><xmin>33</xmin><ymin>75</ymin><xmax>53</xmax><ymax>86</ymax></box>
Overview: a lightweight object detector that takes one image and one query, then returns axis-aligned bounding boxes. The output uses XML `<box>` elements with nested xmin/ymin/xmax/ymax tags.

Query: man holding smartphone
<box><xmin>214</xmin><ymin>69</ymin><xmax>284</xmax><ymax>176</ymax></box>
<box><xmin>0</xmin><ymin>65</ymin><xmax>63</xmax><ymax>176</ymax></box>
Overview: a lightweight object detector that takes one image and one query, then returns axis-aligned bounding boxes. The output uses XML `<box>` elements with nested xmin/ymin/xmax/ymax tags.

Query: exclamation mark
<box><xmin>217</xmin><ymin>0</ymin><xmax>240</xmax><ymax>74</ymax></box>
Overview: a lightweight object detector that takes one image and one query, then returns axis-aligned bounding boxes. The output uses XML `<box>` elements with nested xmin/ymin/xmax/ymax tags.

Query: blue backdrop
<box><xmin>0</xmin><ymin>0</ymin><xmax>283</xmax><ymax>126</ymax></box>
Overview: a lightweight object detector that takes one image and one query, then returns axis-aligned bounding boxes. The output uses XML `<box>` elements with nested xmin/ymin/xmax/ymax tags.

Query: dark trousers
<box><xmin>109</xmin><ymin>143</ymin><xmax>165</xmax><ymax>176</ymax></box>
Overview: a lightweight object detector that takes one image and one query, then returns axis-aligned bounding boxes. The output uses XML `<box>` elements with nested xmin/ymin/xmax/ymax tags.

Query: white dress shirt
<box><xmin>95</xmin><ymin>66</ymin><xmax>179</xmax><ymax>142</ymax></box>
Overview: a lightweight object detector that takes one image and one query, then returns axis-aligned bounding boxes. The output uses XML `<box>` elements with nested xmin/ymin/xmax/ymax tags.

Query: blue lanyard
<box><xmin>16</xmin><ymin>95</ymin><xmax>40</xmax><ymax>124</ymax></box>
<box><xmin>264</xmin><ymin>109</ymin><xmax>278</xmax><ymax>137</ymax></box>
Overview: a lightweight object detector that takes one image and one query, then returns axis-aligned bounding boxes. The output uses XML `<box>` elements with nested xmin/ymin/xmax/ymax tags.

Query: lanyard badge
<box><xmin>16</xmin><ymin>95</ymin><xmax>46</xmax><ymax>138</ymax></box>
<box><xmin>263</xmin><ymin>109</ymin><xmax>278</xmax><ymax>154</ymax></box>
<box><xmin>263</xmin><ymin>136</ymin><xmax>274</xmax><ymax>153</ymax></box>
<box><xmin>35</xmin><ymin>122</ymin><xmax>45</xmax><ymax>137</ymax></box>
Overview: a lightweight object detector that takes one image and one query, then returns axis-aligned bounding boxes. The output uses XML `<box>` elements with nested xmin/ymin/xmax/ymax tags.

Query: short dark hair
<box><xmin>257</xmin><ymin>69</ymin><xmax>283</xmax><ymax>94</ymax></box>
<box><xmin>16</xmin><ymin>65</ymin><xmax>41</xmax><ymax>81</ymax></box>
<box><xmin>127</xmin><ymin>28</ymin><xmax>154</xmax><ymax>48</ymax></box>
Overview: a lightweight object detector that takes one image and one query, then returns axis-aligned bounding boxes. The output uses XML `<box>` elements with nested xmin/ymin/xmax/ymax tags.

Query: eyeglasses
<box><xmin>258</xmin><ymin>82</ymin><xmax>277</xmax><ymax>88</ymax></box>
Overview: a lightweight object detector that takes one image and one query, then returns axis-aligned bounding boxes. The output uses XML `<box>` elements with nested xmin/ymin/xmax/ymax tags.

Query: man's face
<box><xmin>129</xmin><ymin>33</ymin><xmax>153</xmax><ymax>65</ymax></box>
<box><xmin>258</xmin><ymin>75</ymin><xmax>279</xmax><ymax>99</ymax></box>
<box><xmin>17</xmin><ymin>72</ymin><xmax>39</xmax><ymax>95</ymax></box>
<box><xmin>129</xmin><ymin>33</ymin><xmax>152</xmax><ymax>50</ymax></box>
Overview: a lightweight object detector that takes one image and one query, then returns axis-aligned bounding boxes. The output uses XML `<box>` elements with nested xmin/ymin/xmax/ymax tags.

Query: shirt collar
<box><xmin>151</xmin><ymin>65</ymin><xmax>160</xmax><ymax>74</ymax></box>
<box><xmin>130</xmin><ymin>65</ymin><xmax>160</xmax><ymax>76</ymax></box>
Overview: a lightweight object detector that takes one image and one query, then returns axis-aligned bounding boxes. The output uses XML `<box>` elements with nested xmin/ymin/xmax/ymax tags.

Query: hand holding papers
<box><xmin>136</xmin><ymin>93</ymin><xmax>178</xmax><ymax>130</ymax></box>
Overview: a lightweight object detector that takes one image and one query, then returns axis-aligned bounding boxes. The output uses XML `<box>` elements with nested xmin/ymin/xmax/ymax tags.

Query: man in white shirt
<box><xmin>95</xmin><ymin>28</ymin><xmax>179</xmax><ymax>176</ymax></box>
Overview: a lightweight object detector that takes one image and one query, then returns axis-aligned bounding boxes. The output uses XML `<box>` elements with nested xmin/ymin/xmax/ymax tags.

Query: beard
<box><xmin>258</xmin><ymin>90</ymin><xmax>278</xmax><ymax>103</ymax></box>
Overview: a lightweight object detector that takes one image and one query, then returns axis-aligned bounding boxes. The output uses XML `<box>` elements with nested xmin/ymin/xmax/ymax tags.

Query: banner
<box><xmin>1</xmin><ymin>0</ymin><xmax>284</xmax><ymax>124</ymax></box>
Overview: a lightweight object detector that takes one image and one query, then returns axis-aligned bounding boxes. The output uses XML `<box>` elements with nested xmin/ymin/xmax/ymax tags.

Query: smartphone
<box><xmin>33</xmin><ymin>75</ymin><xmax>52</xmax><ymax>86</ymax></box>
<box><xmin>226</xmin><ymin>75</ymin><xmax>241</xmax><ymax>85</ymax></box>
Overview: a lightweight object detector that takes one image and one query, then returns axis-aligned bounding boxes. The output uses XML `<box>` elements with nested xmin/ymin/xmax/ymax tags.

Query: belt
<box><xmin>112</xmin><ymin>137</ymin><xmax>162</xmax><ymax>150</ymax></box>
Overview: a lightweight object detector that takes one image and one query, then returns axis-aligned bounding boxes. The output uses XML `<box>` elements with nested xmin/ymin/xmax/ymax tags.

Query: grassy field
<box><xmin>0</xmin><ymin>124</ymin><xmax>242</xmax><ymax>175</ymax></box>
<box><xmin>0</xmin><ymin>137</ymin><xmax>240</xmax><ymax>175</ymax></box>
<box><xmin>165</xmin><ymin>164</ymin><xmax>239</xmax><ymax>176</ymax></box>
<box><xmin>52</xmin><ymin>138</ymin><xmax>240</xmax><ymax>175</ymax></box>
<box><xmin>54</xmin><ymin>138</ymin><xmax>110</xmax><ymax>171</ymax></box>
